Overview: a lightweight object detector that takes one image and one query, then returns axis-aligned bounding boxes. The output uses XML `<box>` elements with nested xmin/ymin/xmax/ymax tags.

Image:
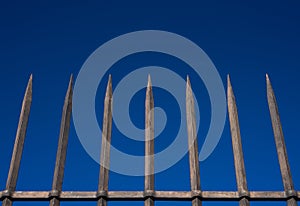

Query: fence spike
<box><xmin>186</xmin><ymin>76</ymin><xmax>202</xmax><ymax>206</ymax></box>
<box><xmin>97</xmin><ymin>75</ymin><xmax>113</xmax><ymax>206</ymax></box>
<box><xmin>227</xmin><ymin>75</ymin><xmax>249</xmax><ymax>206</ymax></box>
<box><xmin>145</xmin><ymin>75</ymin><xmax>154</xmax><ymax>206</ymax></box>
<box><xmin>3</xmin><ymin>75</ymin><xmax>33</xmax><ymax>206</ymax></box>
<box><xmin>49</xmin><ymin>75</ymin><xmax>73</xmax><ymax>206</ymax></box>
<box><xmin>266</xmin><ymin>74</ymin><xmax>297</xmax><ymax>206</ymax></box>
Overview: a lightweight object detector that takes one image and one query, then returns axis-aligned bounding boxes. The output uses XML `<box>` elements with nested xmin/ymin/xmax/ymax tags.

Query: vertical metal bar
<box><xmin>227</xmin><ymin>75</ymin><xmax>250</xmax><ymax>206</ymax></box>
<box><xmin>266</xmin><ymin>74</ymin><xmax>297</xmax><ymax>206</ymax></box>
<box><xmin>145</xmin><ymin>75</ymin><xmax>154</xmax><ymax>206</ymax></box>
<box><xmin>97</xmin><ymin>75</ymin><xmax>113</xmax><ymax>206</ymax></box>
<box><xmin>3</xmin><ymin>75</ymin><xmax>33</xmax><ymax>206</ymax></box>
<box><xmin>49</xmin><ymin>75</ymin><xmax>73</xmax><ymax>206</ymax></box>
<box><xmin>186</xmin><ymin>76</ymin><xmax>201</xmax><ymax>206</ymax></box>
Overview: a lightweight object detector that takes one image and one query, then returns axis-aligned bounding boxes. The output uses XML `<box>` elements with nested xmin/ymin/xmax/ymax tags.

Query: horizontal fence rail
<box><xmin>1</xmin><ymin>74</ymin><xmax>298</xmax><ymax>206</ymax></box>
<box><xmin>0</xmin><ymin>191</ymin><xmax>300</xmax><ymax>201</ymax></box>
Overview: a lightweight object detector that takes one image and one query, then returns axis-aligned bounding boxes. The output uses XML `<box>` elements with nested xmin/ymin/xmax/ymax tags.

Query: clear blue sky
<box><xmin>0</xmin><ymin>1</ymin><xmax>299</xmax><ymax>206</ymax></box>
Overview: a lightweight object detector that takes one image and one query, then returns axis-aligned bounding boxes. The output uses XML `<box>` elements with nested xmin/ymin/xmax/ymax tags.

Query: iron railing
<box><xmin>0</xmin><ymin>74</ymin><xmax>299</xmax><ymax>206</ymax></box>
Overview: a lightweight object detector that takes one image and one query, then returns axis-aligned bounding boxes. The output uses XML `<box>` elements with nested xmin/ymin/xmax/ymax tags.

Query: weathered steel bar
<box><xmin>1</xmin><ymin>190</ymin><xmax>299</xmax><ymax>201</ymax></box>
<box><xmin>50</xmin><ymin>75</ymin><xmax>73</xmax><ymax>206</ymax></box>
<box><xmin>97</xmin><ymin>75</ymin><xmax>113</xmax><ymax>206</ymax></box>
<box><xmin>145</xmin><ymin>75</ymin><xmax>154</xmax><ymax>206</ymax></box>
<box><xmin>266</xmin><ymin>74</ymin><xmax>297</xmax><ymax>206</ymax></box>
<box><xmin>227</xmin><ymin>75</ymin><xmax>250</xmax><ymax>206</ymax></box>
<box><xmin>186</xmin><ymin>76</ymin><xmax>202</xmax><ymax>206</ymax></box>
<box><xmin>2</xmin><ymin>75</ymin><xmax>33</xmax><ymax>206</ymax></box>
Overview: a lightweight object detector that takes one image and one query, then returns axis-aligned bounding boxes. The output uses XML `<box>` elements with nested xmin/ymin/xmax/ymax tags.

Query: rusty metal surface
<box><xmin>50</xmin><ymin>75</ymin><xmax>73</xmax><ymax>206</ymax></box>
<box><xmin>186</xmin><ymin>76</ymin><xmax>202</xmax><ymax>206</ymax></box>
<box><xmin>145</xmin><ymin>75</ymin><xmax>154</xmax><ymax>206</ymax></box>
<box><xmin>227</xmin><ymin>76</ymin><xmax>249</xmax><ymax>206</ymax></box>
<box><xmin>97</xmin><ymin>75</ymin><xmax>113</xmax><ymax>206</ymax></box>
<box><xmin>266</xmin><ymin>74</ymin><xmax>298</xmax><ymax>206</ymax></box>
<box><xmin>0</xmin><ymin>190</ymin><xmax>299</xmax><ymax>201</ymax></box>
<box><xmin>2</xmin><ymin>75</ymin><xmax>33</xmax><ymax>206</ymax></box>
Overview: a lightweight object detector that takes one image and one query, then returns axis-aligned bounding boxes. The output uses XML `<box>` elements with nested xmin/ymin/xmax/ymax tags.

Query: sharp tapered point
<box><xmin>147</xmin><ymin>74</ymin><xmax>152</xmax><ymax>88</ymax></box>
<box><xmin>28</xmin><ymin>74</ymin><xmax>33</xmax><ymax>85</ymax></box>
<box><xmin>227</xmin><ymin>75</ymin><xmax>234</xmax><ymax>97</ymax></box>
<box><xmin>105</xmin><ymin>75</ymin><xmax>112</xmax><ymax>97</ymax></box>
<box><xmin>186</xmin><ymin>76</ymin><xmax>193</xmax><ymax>102</ymax></box>
<box><xmin>266</xmin><ymin>73</ymin><xmax>274</xmax><ymax>93</ymax></box>
<box><xmin>186</xmin><ymin>75</ymin><xmax>191</xmax><ymax>87</ymax></box>
<box><xmin>26</xmin><ymin>74</ymin><xmax>33</xmax><ymax>97</ymax></box>
<box><xmin>107</xmin><ymin>74</ymin><xmax>112</xmax><ymax>87</ymax></box>
<box><xmin>146</xmin><ymin>75</ymin><xmax>153</xmax><ymax>97</ymax></box>
<box><xmin>70</xmin><ymin>73</ymin><xmax>73</xmax><ymax>81</ymax></box>
<box><xmin>227</xmin><ymin>74</ymin><xmax>232</xmax><ymax>88</ymax></box>
<box><xmin>266</xmin><ymin>73</ymin><xmax>271</xmax><ymax>86</ymax></box>
<box><xmin>146</xmin><ymin>75</ymin><xmax>153</xmax><ymax>104</ymax></box>
<box><xmin>227</xmin><ymin>75</ymin><xmax>235</xmax><ymax>103</ymax></box>
<box><xmin>68</xmin><ymin>74</ymin><xmax>73</xmax><ymax>87</ymax></box>
<box><xmin>63</xmin><ymin>75</ymin><xmax>73</xmax><ymax>104</ymax></box>
<box><xmin>66</xmin><ymin>74</ymin><xmax>73</xmax><ymax>91</ymax></box>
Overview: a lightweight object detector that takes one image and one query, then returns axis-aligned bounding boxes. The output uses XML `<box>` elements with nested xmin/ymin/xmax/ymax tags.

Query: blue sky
<box><xmin>0</xmin><ymin>1</ymin><xmax>299</xmax><ymax>206</ymax></box>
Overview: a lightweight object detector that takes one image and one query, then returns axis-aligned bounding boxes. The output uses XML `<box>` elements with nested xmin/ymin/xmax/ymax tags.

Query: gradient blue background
<box><xmin>0</xmin><ymin>1</ymin><xmax>299</xmax><ymax>206</ymax></box>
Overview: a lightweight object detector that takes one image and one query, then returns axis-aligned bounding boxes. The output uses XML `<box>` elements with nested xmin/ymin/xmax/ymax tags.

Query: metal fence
<box><xmin>0</xmin><ymin>74</ymin><xmax>299</xmax><ymax>206</ymax></box>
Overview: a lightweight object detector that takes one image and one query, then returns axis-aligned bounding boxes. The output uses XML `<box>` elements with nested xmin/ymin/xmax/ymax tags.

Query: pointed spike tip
<box><xmin>107</xmin><ymin>74</ymin><xmax>112</xmax><ymax>88</ymax></box>
<box><xmin>105</xmin><ymin>75</ymin><xmax>112</xmax><ymax>97</ymax></box>
<box><xmin>266</xmin><ymin>73</ymin><xmax>273</xmax><ymax>91</ymax></box>
<box><xmin>186</xmin><ymin>75</ymin><xmax>191</xmax><ymax>86</ymax></box>
<box><xmin>227</xmin><ymin>74</ymin><xmax>232</xmax><ymax>88</ymax></box>
<box><xmin>147</xmin><ymin>74</ymin><xmax>152</xmax><ymax>87</ymax></box>
<box><xmin>266</xmin><ymin>73</ymin><xmax>270</xmax><ymax>82</ymax></box>
<box><xmin>69</xmin><ymin>74</ymin><xmax>73</xmax><ymax>86</ymax></box>
<box><xmin>27</xmin><ymin>74</ymin><xmax>33</xmax><ymax>94</ymax></box>
<box><xmin>186</xmin><ymin>75</ymin><xmax>193</xmax><ymax>100</ymax></box>
<box><xmin>28</xmin><ymin>74</ymin><xmax>33</xmax><ymax>86</ymax></box>
<box><xmin>65</xmin><ymin>74</ymin><xmax>73</xmax><ymax>96</ymax></box>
